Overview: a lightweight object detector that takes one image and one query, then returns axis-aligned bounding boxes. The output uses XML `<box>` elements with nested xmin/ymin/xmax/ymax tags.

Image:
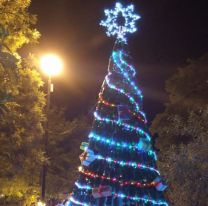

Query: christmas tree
<box><xmin>67</xmin><ymin>2</ymin><xmax>168</xmax><ymax>206</ymax></box>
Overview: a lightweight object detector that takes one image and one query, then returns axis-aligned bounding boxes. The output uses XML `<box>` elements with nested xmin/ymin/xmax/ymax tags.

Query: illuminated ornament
<box><xmin>100</xmin><ymin>2</ymin><xmax>140</xmax><ymax>43</ymax></box>
<box><xmin>80</xmin><ymin>142</ymin><xmax>89</xmax><ymax>151</ymax></box>
<box><xmin>118</xmin><ymin>105</ymin><xmax>130</xmax><ymax>121</ymax></box>
<box><xmin>137</xmin><ymin>138</ymin><xmax>152</xmax><ymax>151</ymax></box>
<box><xmin>92</xmin><ymin>186</ymin><xmax>112</xmax><ymax>198</ymax></box>
<box><xmin>79</xmin><ymin>149</ymin><xmax>96</xmax><ymax>166</ymax></box>
<box><xmin>154</xmin><ymin>177</ymin><xmax>168</xmax><ymax>191</ymax></box>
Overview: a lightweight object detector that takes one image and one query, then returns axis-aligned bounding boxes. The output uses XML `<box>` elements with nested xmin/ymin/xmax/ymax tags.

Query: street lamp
<box><xmin>40</xmin><ymin>54</ymin><xmax>63</xmax><ymax>202</ymax></box>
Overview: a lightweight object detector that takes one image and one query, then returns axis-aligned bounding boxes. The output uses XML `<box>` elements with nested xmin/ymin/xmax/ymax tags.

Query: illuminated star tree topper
<box><xmin>100</xmin><ymin>2</ymin><xmax>140</xmax><ymax>43</ymax></box>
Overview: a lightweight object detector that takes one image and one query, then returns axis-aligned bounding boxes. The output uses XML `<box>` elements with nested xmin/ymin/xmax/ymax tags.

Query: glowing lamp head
<box><xmin>40</xmin><ymin>54</ymin><xmax>63</xmax><ymax>77</ymax></box>
<box><xmin>37</xmin><ymin>201</ymin><xmax>46</xmax><ymax>206</ymax></box>
<box><xmin>78</xmin><ymin>166</ymin><xmax>83</xmax><ymax>172</ymax></box>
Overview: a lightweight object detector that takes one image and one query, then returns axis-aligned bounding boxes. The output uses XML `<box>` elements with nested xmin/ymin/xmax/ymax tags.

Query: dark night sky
<box><xmin>29</xmin><ymin>0</ymin><xmax>208</xmax><ymax>121</ymax></box>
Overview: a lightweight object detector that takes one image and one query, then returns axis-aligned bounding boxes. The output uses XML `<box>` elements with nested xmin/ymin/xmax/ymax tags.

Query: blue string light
<box><xmin>88</xmin><ymin>132</ymin><xmax>157</xmax><ymax>160</ymax></box>
<box><xmin>114</xmin><ymin>192</ymin><xmax>169</xmax><ymax>206</ymax></box>
<box><xmin>75</xmin><ymin>181</ymin><xmax>92</xmax><ymax>190</ymax></box>
<box><xmin>96</xmin><ymin>154</ymin><xmax>160</xmax><ymax>174</ymax></box>
<box><xmin>105</xmin><ymin>73</ymin><xmax>140</xmax><ymax>112</ymax></box>
<box><xmin>94</xmin><ymin>112</ymin><xmax>151</xmax><ymax>141</ymax></box>
<box><xmin>69</xmin><ymin>196</ymin><xmax>89</xmax><ymax>206</ymax></box>
<box><xmin>69</xmin><ymin>188</ymin><xmax>168</xmax><ymax>206</ymax></box>
<box><xmin>75</xmin><ymin>181</ymin><xmax>91</xmax><ymax>190</ymax></box>
<box><xmin>112</xmin><ymin>50</ymin><xmax>142</xmax><ymax>100</ymax></box>
<box><xmin>114</xmin><ymin>50</ymin><xmax>136</xmax><ymax>77</ymax></box>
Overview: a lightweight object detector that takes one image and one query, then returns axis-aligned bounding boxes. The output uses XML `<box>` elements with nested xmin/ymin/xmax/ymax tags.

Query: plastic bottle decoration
<box><xmin>92</xmin><ymin>186</ymin><xmax>112</xmax><ymax>198</ymax></box>
<box><xmin>118</xmin><ymin>105</ymin><xmax>130</xmax><ymax>121</ymax></box>
<box><xmin>154</xmin><ymin>177</ymin><xmax>168</xmax><ymax>191</ymax></box>
<box><xmin>80</xmin><ymin>142</ymin><xmax>89</xmax><ymax>151</ymax></box>
<box><xmin>137</xmin><ymin>138</ymin><xmax>152</xmax><ymax>151</ymax></box>
<box><xmin>79</xmin><ymin>149</ymin><xmax>96</xmax><ymax>167</ymax></box>
<box><xmin>117</xmin><ymin>197</ymin><xmax>123</xmax><ymax>206</ymax></box>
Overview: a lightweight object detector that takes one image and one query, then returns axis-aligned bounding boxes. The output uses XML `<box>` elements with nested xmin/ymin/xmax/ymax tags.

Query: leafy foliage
<box><xmin>151</xmin><ymin>54</ymin><xmax>208</xmax><ymax>205</ymax></box>
<box><xmin>159</xmin><ymin>135</ymin><xmax>208</xmax><ymax>206</ymax></box>
<box><xmin>46</xmin><ymin>108</ymin><xmax>91</xmax><ymax>198</ymax></box>
<box><xmin>0</xmin><ymin>0</ymin><xmax>40</xmax><ymax>52</ymax></box>
<box><xmin>151</xmin><ymin>54</ymin><xmax>208</xmax><ymax>149</ymax></box>
<box><xmin>0</xmin><ymin>1</ymin><xmax>44</xmax><ymax>205</ymax></box>
<box><xmin>0</xmin><ymin>60</ymin><xmax>45</xmax><ymax>205</ymax></box>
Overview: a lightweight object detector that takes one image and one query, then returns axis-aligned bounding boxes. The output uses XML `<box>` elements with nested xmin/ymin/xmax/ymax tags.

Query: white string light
<box><xmin>100</xmin><ymin>2</ymin><xmax>140</xmax><ymax>42</ymax></box>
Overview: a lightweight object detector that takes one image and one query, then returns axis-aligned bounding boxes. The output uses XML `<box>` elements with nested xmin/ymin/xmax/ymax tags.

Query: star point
<box><xmin>100</xmin><ymin>2</ymin><xmax>140</xmax><ymax>43</ymax></box>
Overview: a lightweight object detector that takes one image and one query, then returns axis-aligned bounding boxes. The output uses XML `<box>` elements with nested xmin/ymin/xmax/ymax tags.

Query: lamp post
<box><xmin>40</xmin><ymin>54</ymin><xmax>63</xmax><ymax>203</ymax></box>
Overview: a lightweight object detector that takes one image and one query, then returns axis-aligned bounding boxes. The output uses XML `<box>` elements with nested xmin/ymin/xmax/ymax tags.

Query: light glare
<box><xmin>40</xmin><ymin>54</ymin><xmax>63</xmax><ymax>76</ymax></box>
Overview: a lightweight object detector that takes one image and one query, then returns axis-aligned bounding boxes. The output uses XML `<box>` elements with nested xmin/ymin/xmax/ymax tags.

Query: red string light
<box><xmin>79</xmin><ymin>167</ymin><xmax>157</xmax><ymax>188</ymax></box>
<box><xmin>98</xmin><ymin>94</ymin><xmax>147</xmax><ymax>123</ymax></box>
